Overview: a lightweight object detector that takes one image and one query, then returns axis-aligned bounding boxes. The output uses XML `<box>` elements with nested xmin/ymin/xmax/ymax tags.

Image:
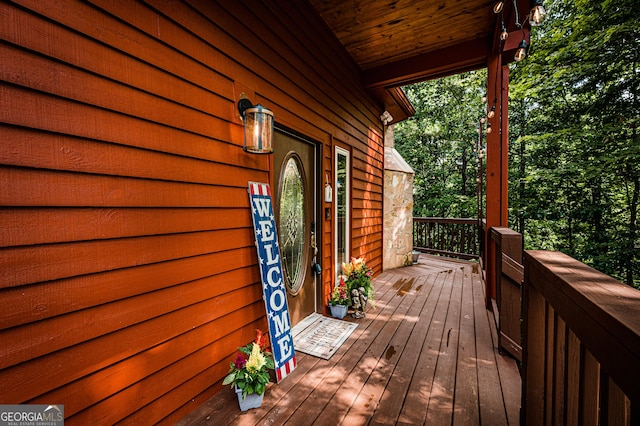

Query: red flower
<box><xmin>255</xmin><ymin>329</ymin><xmax>266</xmax><ymax>349</ymax></box>
<box><xmin>234</xmin><ymin>353</ymin><xmax>246</xmax><ymax>370</ymax></box>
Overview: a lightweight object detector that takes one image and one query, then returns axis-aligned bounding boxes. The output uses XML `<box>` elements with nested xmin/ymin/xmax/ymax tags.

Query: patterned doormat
<box><xmin>292</xmin><ymin>313</ymin><xmax>358</xmax><ymax>360</ymax></box>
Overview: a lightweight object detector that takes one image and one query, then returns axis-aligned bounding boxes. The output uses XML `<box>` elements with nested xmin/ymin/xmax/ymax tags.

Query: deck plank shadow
<box><xmin>176</xmin><ymin>255</ymin><xmax>521</xmax><ymax>426</ymax></box>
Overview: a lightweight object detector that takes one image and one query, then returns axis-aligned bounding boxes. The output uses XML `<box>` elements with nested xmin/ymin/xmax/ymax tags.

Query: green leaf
<box><xmin>222</xmin><ymin>373</ymin><xmax>236</xmax><ymax>386</ymax></box>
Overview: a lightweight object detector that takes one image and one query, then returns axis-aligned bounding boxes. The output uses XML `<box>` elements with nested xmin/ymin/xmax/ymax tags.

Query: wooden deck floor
<box><xmin>176</xmin><ymin>255</ymin><xmax>521</xmax><ymax>425</ymax></box>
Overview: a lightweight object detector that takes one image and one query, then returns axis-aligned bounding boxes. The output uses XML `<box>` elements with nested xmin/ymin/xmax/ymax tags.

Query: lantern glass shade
<box><xmin>514</xmin><ymin>40</ymin><xmax>528</xmax><ymax>62</ymax></box>
<box><xmin>529</xmin><ymin>2</ymin><xmax>546</xmax><ymax>26</ymax></box>
<box><xmin>243</xmin><ymin>104</ymin><xmax>274</xmax><ymax>154</ymax></box>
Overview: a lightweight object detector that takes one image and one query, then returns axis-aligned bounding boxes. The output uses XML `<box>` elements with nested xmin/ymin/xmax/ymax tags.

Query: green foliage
<box><xmin>222</xmin><ymin>330</ymin><xmax>275</xmax><ymax>399</ymax></box>
<box><xmin>509</xmin><ymin>0</ymin><xmax>640</xmax><ymax>288</ymax></box>
<box><xmin>395</xmin><ymin>72</ymin><xmax>485</xmax><ymax>218</ymax></box>
<box><xmin>396</xmin><ymin>0</ymin><xmax>640</xmax><ymax>288</ymax></box>
<box><xmin>329</xmin><ymin>276</ymin><xmax>349</xmax><ymax>306</ymax></box>
<box><xmin>341</xmin><ymin>256</ymin><xmax>375</xmax><ymax>306</ymax></box>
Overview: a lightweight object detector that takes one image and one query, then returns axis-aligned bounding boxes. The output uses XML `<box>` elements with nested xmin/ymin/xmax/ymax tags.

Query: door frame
<box><xmin>273</xmin><ymin>125</ymin><xmax>323</xmax><ymax>315</ymax></box>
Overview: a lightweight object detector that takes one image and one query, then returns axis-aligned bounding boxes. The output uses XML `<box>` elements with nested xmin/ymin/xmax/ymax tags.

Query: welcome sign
<box><xmin>248</xmin><ymin>182</ymin><xmax>297</xmax><ymax>382</ymax></box>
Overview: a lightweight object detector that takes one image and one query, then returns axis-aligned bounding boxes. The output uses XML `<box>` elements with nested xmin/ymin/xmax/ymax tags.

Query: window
<box><xmin>279</xmin><ymin>155</ymin><xmax>305</xmax><ymax>293</ymax></box>
<box><xmin>335</xmin><ymin>147</ymin><xmax>350</xmax><ymax>278</ymax></box>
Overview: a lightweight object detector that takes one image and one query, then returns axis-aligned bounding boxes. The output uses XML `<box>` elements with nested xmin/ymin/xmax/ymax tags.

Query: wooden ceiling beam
<box><xmin>361</xmin><ymin>37</ymin><xmax>491</xmax><ymax>89</ymax></box>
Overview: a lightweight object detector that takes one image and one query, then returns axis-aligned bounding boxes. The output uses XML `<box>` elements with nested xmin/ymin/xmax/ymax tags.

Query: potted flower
<box><xmin>222</xmin><ymin>329</ymin><xmax>275</xmax><ymax>411</ymax></box>
<box><xmin>328</xmin><ymin>276</ymin><xmax>349</xmax><ymax>319</ymax></box>
<box><xmin>341</xmin><ymin>257</ymin><xmax>374</xmax><ymax>317</ymax></box>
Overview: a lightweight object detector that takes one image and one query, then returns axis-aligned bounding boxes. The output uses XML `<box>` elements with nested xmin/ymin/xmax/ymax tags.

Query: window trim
<box><xmin>334</xmin><ymin>146</ymin><xmax>350</xmax><ymax>280</ymax></box>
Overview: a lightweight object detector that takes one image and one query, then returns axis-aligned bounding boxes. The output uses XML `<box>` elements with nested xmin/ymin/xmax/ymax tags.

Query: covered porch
<box><xmin>177</xmin><ymin>254</ymin><xmax>521</xmax><ymax>425</ymax></box>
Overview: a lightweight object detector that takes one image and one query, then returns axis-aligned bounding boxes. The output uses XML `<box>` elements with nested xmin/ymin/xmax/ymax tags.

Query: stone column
<box><xmin>383</xmin><ymin>124</ymin><xmax>415</xmax><ymax>270</ymax></box>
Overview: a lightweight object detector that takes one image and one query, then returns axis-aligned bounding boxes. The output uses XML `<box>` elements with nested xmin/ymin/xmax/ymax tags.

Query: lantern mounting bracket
<box><xmin>237</xmin><ymin>97</ymin><xmax>253</xmax><ymax>118</ymax></box>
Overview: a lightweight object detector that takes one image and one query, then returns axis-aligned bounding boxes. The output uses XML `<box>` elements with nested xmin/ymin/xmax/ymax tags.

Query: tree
<box><xmin>396</xmin><ymin>0</ymin><xmax>640</xmax><ymax>288</ymax></box>
<box><xmin>395</xmin><ymin>72</ymin><xmax>486</xmax><ymax>218</ymax></box>
<box><xmin>510</xmin><ymin>0</ymin><xmax>640</xmax><ymax>287</ymax></box>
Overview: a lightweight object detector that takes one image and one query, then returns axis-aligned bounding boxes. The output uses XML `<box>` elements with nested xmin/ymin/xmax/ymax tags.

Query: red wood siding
<box><xmin>0</xmin><ymin>0</ymin><xmax>385</xmax><ymax>424</ymax></box>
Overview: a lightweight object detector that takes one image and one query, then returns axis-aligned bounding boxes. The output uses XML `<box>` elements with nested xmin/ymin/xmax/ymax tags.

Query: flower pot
<box><xmin>234</xmin><ymin>385</ymin><xmax>264</xmax><ymax>411</ymax></box>
<box><xmin>412</xmin><ymin>251</ymin><xmax>420</xmax><ymax>263</ymax></box>
<box><xmin>329</xmin><ymin>303</ymin><xmax>348</xmax><ymax>319</ymax></box>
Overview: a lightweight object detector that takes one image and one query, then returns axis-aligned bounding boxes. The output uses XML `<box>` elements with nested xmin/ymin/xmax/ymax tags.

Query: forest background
<box><xmin>394</xmin><ymin>0</ymin><xmax>639</xmax><ymax>288</ymax></box>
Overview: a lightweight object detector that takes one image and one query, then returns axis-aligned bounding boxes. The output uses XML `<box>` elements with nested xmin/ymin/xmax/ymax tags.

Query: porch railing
<box><xmin>491</xmin><ymin>227</ymin><xmax>523</xmax><ymax>362</ymax></box>
<box><xmin>522</xmin><ymin>250</ymin><xmax>640</xmax><ymax>425</ymax></box>
<box><xmin>412</xmin><ymin>217</ymin><xmax>479</xmax><ymax>260</ymax></box>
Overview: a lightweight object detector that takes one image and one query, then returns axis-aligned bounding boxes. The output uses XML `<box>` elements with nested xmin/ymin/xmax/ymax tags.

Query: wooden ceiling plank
<box><xmin>335</xmin><ymin>3</ymin><xmax>490</xmax><ymax>43</ymax></box>
<box><xmin>342</xmin><ymin>15</ymin><xmax>490</xmax><ymax>52</ymax></box>
<box><xmin>307</xmin><ymin>0</ymin><xmax>531</xmax><ymax>120</ymax></box>
<box><xmin>318</xmin><ymin>0</ymin><xmax>482</xmax><ymax>34</ymax></box>
<box><xmin>309</xmin><ymin>0</ymin><xmax>531</xmax><ymax>73</ymax></box>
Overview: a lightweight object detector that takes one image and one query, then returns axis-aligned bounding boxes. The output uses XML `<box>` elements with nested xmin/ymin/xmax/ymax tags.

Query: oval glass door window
<box><xmin>279</xmin><ymin>156</ymin><xmax>306</xmax><ymax>294</ymax></box>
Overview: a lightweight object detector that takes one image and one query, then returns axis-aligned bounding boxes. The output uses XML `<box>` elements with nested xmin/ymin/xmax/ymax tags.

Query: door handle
<box><xmin>311</xmin><ymin>221</ymin><xmax>321</xmax><ymax>275</ymax></box>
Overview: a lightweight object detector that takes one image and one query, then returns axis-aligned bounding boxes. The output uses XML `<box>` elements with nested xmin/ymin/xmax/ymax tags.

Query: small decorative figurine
<box><xmin>351</xmin><ymin>287</ymin><xmax>368</xmax><ymax>318</ymax></box>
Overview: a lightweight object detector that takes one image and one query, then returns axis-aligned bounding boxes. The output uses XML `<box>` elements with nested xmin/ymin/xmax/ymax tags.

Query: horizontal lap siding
<box><xmin>0</xmin><ymin>0</ymin><xmax>384</xmax><ymax>424</ymax></box>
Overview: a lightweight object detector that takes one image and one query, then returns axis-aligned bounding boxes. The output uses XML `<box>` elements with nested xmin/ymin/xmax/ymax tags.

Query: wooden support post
<box><xmin>484</xmin><ymin>52</ymin><xmax>510</xmax><ymax>306</ymax></box>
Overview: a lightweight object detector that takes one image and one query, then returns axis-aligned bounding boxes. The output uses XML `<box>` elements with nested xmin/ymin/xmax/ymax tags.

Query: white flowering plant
<box><xmin>222</xmin><ymin>329</ymin><xmax>275</xmax><ymax>399</ymax></box>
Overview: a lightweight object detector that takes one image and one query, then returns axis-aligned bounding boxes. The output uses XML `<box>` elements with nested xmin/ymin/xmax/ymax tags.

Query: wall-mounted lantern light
<box><xmin>237</xmin><ymin>94</ymin><xmax>274</xmax><ymax>154</ymax></box>
<box><xmin>380</xmin><ymin>110</ymin><xmax>393</xmax><ymax>125</ymax></box>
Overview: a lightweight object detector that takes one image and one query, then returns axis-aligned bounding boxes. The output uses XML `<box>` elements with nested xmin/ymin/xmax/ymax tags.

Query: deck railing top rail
<box><xmin>523</xmin><ymin>250</ymin><xmax>640</xmax><ymax>424</ymax></box>
<box><xmin>413</xmin><ymin>217</ymin><xmax>479</xmax><ymax>225</ymax></box>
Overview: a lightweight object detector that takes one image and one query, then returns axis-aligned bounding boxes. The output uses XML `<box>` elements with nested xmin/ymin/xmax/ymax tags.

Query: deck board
<box><xmin>176</xmin><ymin>255</ymin><xmax>521</xmax><ymax>426</ymax></box>
<box><xmin>452</xmin><ymin>266</ymin><xmax>480</xmax><ymax>425</ymax></box>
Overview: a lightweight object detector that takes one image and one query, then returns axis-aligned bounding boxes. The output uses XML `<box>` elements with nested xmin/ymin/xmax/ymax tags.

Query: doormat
<box><xmin>291</xmin><ymin>313</ymin><xmax>358</xmax><ymax>360</ymax></box>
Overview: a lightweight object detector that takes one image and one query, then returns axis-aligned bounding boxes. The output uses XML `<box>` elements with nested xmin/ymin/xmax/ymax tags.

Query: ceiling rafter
<box><xmin>308</xmin><ymin>0</ymin><xmax>532</xmax><ymax>122</ymax></box>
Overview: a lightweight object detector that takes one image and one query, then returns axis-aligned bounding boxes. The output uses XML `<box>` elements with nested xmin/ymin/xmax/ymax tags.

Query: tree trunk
<box><xmin>626</xmin><ymin>124</ymin><xmax>639</xmax><ymax>287</ymax></box>
<box><xmin>626</xmin><ymin>175</ymin><xmax>638</xmax><ymax>286</ymax></box>
<box><xmin>518</xmin><ymin>130</ymin><xmax>526</xmax><ymax>235</ymax></box>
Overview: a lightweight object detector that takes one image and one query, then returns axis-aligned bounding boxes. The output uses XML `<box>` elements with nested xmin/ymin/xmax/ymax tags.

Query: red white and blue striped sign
<box><xmin>248</xmin><ymin>182</ymin><xmax>297</xmax><ymax>382</ymax></box>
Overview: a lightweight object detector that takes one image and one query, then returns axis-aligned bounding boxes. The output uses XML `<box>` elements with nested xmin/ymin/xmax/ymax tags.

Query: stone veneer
<box><xmin>383</xmin><ymin>124</ymin><xmax>415</xmax><ymax>270</ymax></box>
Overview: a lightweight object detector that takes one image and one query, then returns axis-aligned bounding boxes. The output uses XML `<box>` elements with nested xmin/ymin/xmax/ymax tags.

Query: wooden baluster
<box><xmin>523</xmin><ymin>274</ymin><xmax>546</xmax><ymax>426</ymax></box>
<box><xmin>554</xmin><ymin>317</ymin><xmax>567</xmax><ymax>425</ymax></box>
<box><xmin>566</xmin><ymin>330</ymin><xmax>580</xmax><ymax>424</ymax></box>
<box><xmin>603</xmin><ymin>376</ymin><xmax>630</xmax><ymax>426</ymax></box>
<box><xmin>545</xmin><ymin>306</ymin><xmax>556</xmax><ymax>425</ymax></box>
<box><xmin>581</xmin><ymin>349</ymin><xmax>600</xmax><ymax>426</ymax></box>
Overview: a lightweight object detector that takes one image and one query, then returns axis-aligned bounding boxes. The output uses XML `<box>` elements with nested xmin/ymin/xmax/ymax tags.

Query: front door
<box><xmin>273</xmin><ymin>130</ymin><xmax>317</xmax><ymax>327</ymax></box>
